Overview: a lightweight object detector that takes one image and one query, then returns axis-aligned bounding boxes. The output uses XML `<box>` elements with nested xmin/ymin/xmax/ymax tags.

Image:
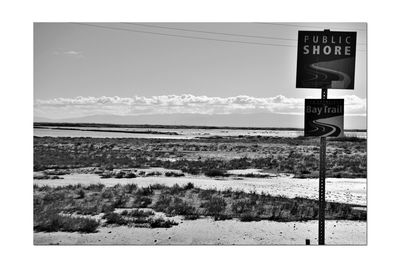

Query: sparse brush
<box><xmin>231</xmin><ymin>200</ymin><xmax>253</xmax><ymax>214</ymax></box>
<box><xmin>133</xmin><ymin>196</ymin><xmax>152</xmax><ymax>208</ymax></box>
<box><xmin>165</xmin><ymin>184</ymin><xmax>185</xmax><ymax>195</ymax></box>
<box><xmin>184</xmin><ymin>213</ymin><xmax>200</xmax><ymax>220</ymax></box>
<box><xmin>169</xmin><ymin>198</ymin><xmax>196</xmax><ymax>216</ymax></box>
<box><xmin>85</xmin><ymin>183</ymin><xmax>105</xmax><ymax>191</ymax></box>
<box><xmin>153</xmin><ymin>195</ymin><xmax>173</xmax><ymax>213</ymax></box>
<box><xmin>34</xmin><ymin>181</ymin><xmax>366</xmax><ymax>227</ymax></box>
<box><xmin>121</xmin><ymin>209</ymin><xmax>155</xmax><ymax>218</ymax></box>
<box><xmin>76</xmin><ymin>189</ymin><xmax>85</xmax><ymax>199</ymax></box>
<box><xmin>124</xmin><ymin>172</ymin><xmax>137</xmax><ymax>178</ymax></box>
<box><xmin>124</xmin><ymin>183</ymin><xmax>138</xmax><ymax>193</ymax></box>
<box><xmin>239</xmin><ymin>213</ymin><xmax>262</xmax><ymax>222</ymax></box>
<box><xmin>183</xmin><ymin>182</ymin><xmax>194</xmax><ymax>190</ymax></box>
<box><xmin>149</xmin><ymin>184</ymin><xmax>167</xmax><ymax>190</ymax></box>
<box><xmin>204</xmin><ymin>169</ymin><xmax>228</xmax><ymax>177</ymax></box>
<box><xmin>149</xmin><ymin>218</ymin><xmax>178</xmax><ymax>228</ymax></box>
<box><xmin>198</xmin><ymin>189</ymin><xmax>216</xmax><ymax>200</ymax></box>
<box><xmin>145</xmin><ymin>171</ymin><xmax>162</xmax><ymax>177</ymax></box>
<box><xmin>34</xmin><ymin>209</ymin><xmax>99</xmax><ymax>233</ymax></box>
<box><xmin>136</xmin><ymin>187</ymin><xmax>154</xmax><ymax>196</ymax></box>
<box><xmin>103</xmin><ymin>212</ymin><xmax>130</xmax><ymax>226</ymax></box>
<box><xmin>201</xmin><ymin>196</ymin><xmax>227</xmax><ymax>219</ymax></box>
<box><xmin>165</xmin><ymin>171</ymin><xmax>185</xmax><ymax>177</ymax></box>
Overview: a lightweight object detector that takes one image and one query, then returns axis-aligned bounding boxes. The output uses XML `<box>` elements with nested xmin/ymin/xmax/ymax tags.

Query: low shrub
<box><xmin>34</xmin><ymin>209</ymin><xmax>99</xmax><ymax>233</ymax></box>
<box><xmin>184</xmin><ymin>213</ymin><xmax>200</xmax><ymax>220</ymax></box>
<box><xmin>76</xmin><ymin>189</ymin><xmax>85</xmax><ymax>199</ymax></box>
<box><xmin>86</xmin><ymin>183</ymin><xmax>105</xmax><ymax>191</ymax></box>
<box><xmin>166</xmin><ymin>184</ymin><xmax>186</xmax><ymax>195</ymax></box>
<box><xmin>121</xmin><ymin>209</ymin><xmax>155</xmax><ymax>218</ymax></box>
<box><xmin>136</xmin><ymin>187</ymin><xmax>154</xmax><ymax>196</ymax></box>
<box><xmin>165</xmin><ymin>171</ymin><xmax>185</xmax><ymax>177</ymax></box>
<box><xmin>231</xmin><ymin>200</ymin><xmax>253</xmax><ymax>214</ymax></box>
<box><xmin>149</xmin><ymin>183</ymin><xmax>167</xmax><ymax>190</ymax></box>
<box><xmin>153</xmin><ymin>195</ymin><xmax>173</xmax><ymax>212</ymax></box>
<box><xmin>103</xmin><ymin>212</ymin><xmax>129</xmax><ymax>225</ymax></box>
<box><xmin>239</xmin><ymin>213</ymin><xmax>262</xmax><ymax>222</ymax></box>
<box><xmin>202</xmin><ymin>196</ymin><xmax>227</xmax><ymax>218</ymax></box>
<box><xmin>145</xmin><ymin>171</ymin><xmax>162</xmax><ymax>177</ymax></box>
<box><xmin>133</xmin><ymin>196</ymin><xmax>152</xmax><ymax>208</ymax></box>
<box><xmin>124</xmin><ymin>172</ymin><xmax>137</xmax><ymax>178</ymax></box>
<box><xmin>170</xmin><ymin>198</ymin><xmax>196</xmax><ymax>216</ymax></box>
<box><xmin>204</xmin><ymin>169</ymin><xmax>228</xmax><ymax>177</ymax></box>
<box><xmin>198</xmin><ymin>189</ymin><xmax>216</xmax><ymax>200</ymax></box>
<box><xmin>184</xmin><ymin>182</ymin><xmax>195</xmax><ymax>190</ymax></box>
<box><xmin>149</xmin><ymin>218</ymin><xmax>178</xmax><ymax>228</ymax></box>
<box><xmin>124</xmin><ymin>183</ymin><xmax>138</xmax><ymax>193</ymax></box>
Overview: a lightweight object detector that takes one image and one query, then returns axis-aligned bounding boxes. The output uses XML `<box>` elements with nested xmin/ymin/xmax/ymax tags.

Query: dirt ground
<box><xmin>34</xmin><ymin>218</ymin><xmax>366</xmax><ymax>245</ymax></box>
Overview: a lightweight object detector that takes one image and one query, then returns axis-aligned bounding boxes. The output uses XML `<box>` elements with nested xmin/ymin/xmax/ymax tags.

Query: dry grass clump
<box><xmin>102</xmin><ymin>210</ymin><xmax>177</xmax><ymax>228</ymax></box>
<box><xmin>34</xmin><ymin>208</ymin><xmax>99</xmax><ymax>233</ymax></box>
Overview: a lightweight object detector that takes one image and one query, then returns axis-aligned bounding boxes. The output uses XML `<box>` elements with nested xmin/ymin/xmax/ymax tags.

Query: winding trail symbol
<box><xmin>309</xmin><ymin>116</ymin><xmax>342</xmax><ymax>137</ymax></box>
<box><xmin>309</xmin><ymin>62</ymin><xmax>351</xmax><ymax>88</ymax></box>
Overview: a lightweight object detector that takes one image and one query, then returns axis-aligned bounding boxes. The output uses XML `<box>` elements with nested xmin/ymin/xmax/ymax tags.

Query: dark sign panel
<box><xmin>304</xmin><ymin>99</ymin><xmax>344</xmax><ymax>137</ymax></box>
<box><xmin>296</xmin><ymin>30</ymin><xmax>357</xmax><ymax>89</ymax></box>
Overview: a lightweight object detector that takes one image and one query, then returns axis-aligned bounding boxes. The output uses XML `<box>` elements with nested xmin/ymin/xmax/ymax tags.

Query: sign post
<box><xmin>297</xmin><ymin>29</ymin><xmax>356</xmax><ymax>245</ymax></box>
<box><xmin>319</xmin><ymin>87</ymin><xmax>327</xmax><ymax>245</ymax></box>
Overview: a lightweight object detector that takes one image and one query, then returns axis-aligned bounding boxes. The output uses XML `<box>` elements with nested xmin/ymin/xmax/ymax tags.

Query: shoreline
<box><xmin>34</xmin><ymin>122</ymin><xmax>367</xmax><ymax>132</ymax></box>
<box><xmin>34</xmin><ymin>126</ymin><xmax>180</xmax><ymax>136</ymax></box>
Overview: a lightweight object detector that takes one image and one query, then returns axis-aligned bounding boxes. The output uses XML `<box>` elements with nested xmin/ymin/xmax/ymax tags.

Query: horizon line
<box><xmin>34</xmin><ymin>121</ymin><xmax>367</xmax><ymax>132</ymax></box>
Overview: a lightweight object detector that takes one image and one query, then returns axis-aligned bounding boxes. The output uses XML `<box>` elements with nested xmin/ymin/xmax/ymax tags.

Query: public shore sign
<box><xmin>304</xmin><ymin>99</ymin><xmax>344</xmax><ymax>137</ymax></box>
<box><xmin>296</xmin><ymin>30</ymin><xmax>357</xmax><ymax>89</ymax></box>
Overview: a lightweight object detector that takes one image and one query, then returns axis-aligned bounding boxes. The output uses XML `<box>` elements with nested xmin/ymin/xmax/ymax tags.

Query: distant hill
<box><xmin>34</xmin><ymin>113</ymin><xmax>366</xmax><ymax>130</ymax></box>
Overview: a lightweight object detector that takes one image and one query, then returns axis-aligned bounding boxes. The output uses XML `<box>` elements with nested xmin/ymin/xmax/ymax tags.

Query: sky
<box><xmin>34</xmin><ymin>22</ymin><xmax>367</xmax><ymax>128</ymax></box>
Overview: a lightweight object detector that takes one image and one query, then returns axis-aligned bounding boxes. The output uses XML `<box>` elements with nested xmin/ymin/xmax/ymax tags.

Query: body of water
<box><xmin>34</xmin><ymin>127</ymin><xmax>366</xmax><ymax>139</ymax></box>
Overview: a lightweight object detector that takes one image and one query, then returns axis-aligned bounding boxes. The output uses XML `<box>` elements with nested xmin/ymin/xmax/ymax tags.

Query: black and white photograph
<box><xmin>5</xmin><ymin>0</ymin><xmax>400</xmax><ymax>266</ymax></box>
<box><xmin>33</xmin><ymin>22</ymin><xmax>367</xmax><ymax>245</ymax></box>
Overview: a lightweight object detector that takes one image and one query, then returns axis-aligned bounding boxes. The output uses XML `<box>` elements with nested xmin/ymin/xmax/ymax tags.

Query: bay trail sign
<box><xmin>296</xmin><ymin>30</ymin><xmax>357</xmax><ymax>89</ymax></box>
<box><xmin>304</xmin><ymin>99</ymin><xmax>344</xmax><ymax>137</ymax></box>
<box><xmin>297</xmin><ymin>28</ymin><xmax>358</xmax><ymax>245</ymax></box>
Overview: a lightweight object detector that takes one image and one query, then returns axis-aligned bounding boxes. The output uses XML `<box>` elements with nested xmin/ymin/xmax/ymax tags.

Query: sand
<box><xmin>34</xmin><ymin>168</ymin><xmax>366</xmax><ymax>206</ymax></box>
<box><xmin>34</xmin><ymin>218</ymin><xmax>366</xmax><ymax>245</ymax></box>
<box><xmin>34</xmin><ymin>169</ymin><xmax>366</xmax><ymax>245</ymax></box>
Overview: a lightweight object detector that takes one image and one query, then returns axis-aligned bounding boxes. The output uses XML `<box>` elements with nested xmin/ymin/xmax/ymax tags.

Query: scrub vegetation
<box><xmin>34</xmin><ymin>183</ymin><xmax>366</xmax><ymax>233</ymax></box>
<box><xmin>34</xmin><ymin>136</ymin><xmax>366</xmax><ymax>178</ymax></box>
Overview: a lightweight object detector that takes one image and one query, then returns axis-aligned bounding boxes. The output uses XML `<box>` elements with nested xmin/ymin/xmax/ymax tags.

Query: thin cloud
<box><xmin>53</xmin><ymin>50</ymin><xmax>83</xmax><ymax>57</ymax></box>
<box><xmin>34</xmin><ymin>94</ymin><xmax>366</xmax><ymax>119</ymax></box>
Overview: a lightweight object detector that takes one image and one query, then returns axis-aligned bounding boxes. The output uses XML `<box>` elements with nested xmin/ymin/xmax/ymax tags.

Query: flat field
<box><xmin>34</xmin><ymin>136</ymin><xmax>366</xmax><ymax>178</ymax></box>
<box><xmin>33</xmin><ymin>135</ymin><xmax>367</xmax><ymax>245</ymax></box>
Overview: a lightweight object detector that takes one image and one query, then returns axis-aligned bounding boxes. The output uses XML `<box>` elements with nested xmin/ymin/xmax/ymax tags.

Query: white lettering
<box><xmin>345</xmin><ymin>46</ymin><xmax>351</xmax><ymax>55</ymax></box>
<box><xmin>335</xmin><ymin>46</ymin><xmax>341</xmax><ymax>55</ymax></box>
<box><xmin>312</xmin><ymin>45</ymin><xmax>320</xmax><ymax>54</ymax></box>
<box><xmin>303</xmin><ymin>45</ymin><xmax>310</xmax><ymax>55</ymax></box>
<box><xmin>323</xmin><ymin>46</ymin><xmax>331</xmax><ymax>55</ymax></box>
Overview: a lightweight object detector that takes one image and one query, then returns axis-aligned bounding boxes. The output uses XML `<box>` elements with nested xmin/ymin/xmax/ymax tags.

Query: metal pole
<box><xmin>319</xmin><ymin>87</ymin><xmax>328</xmax><ymax>245</ymax></box>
